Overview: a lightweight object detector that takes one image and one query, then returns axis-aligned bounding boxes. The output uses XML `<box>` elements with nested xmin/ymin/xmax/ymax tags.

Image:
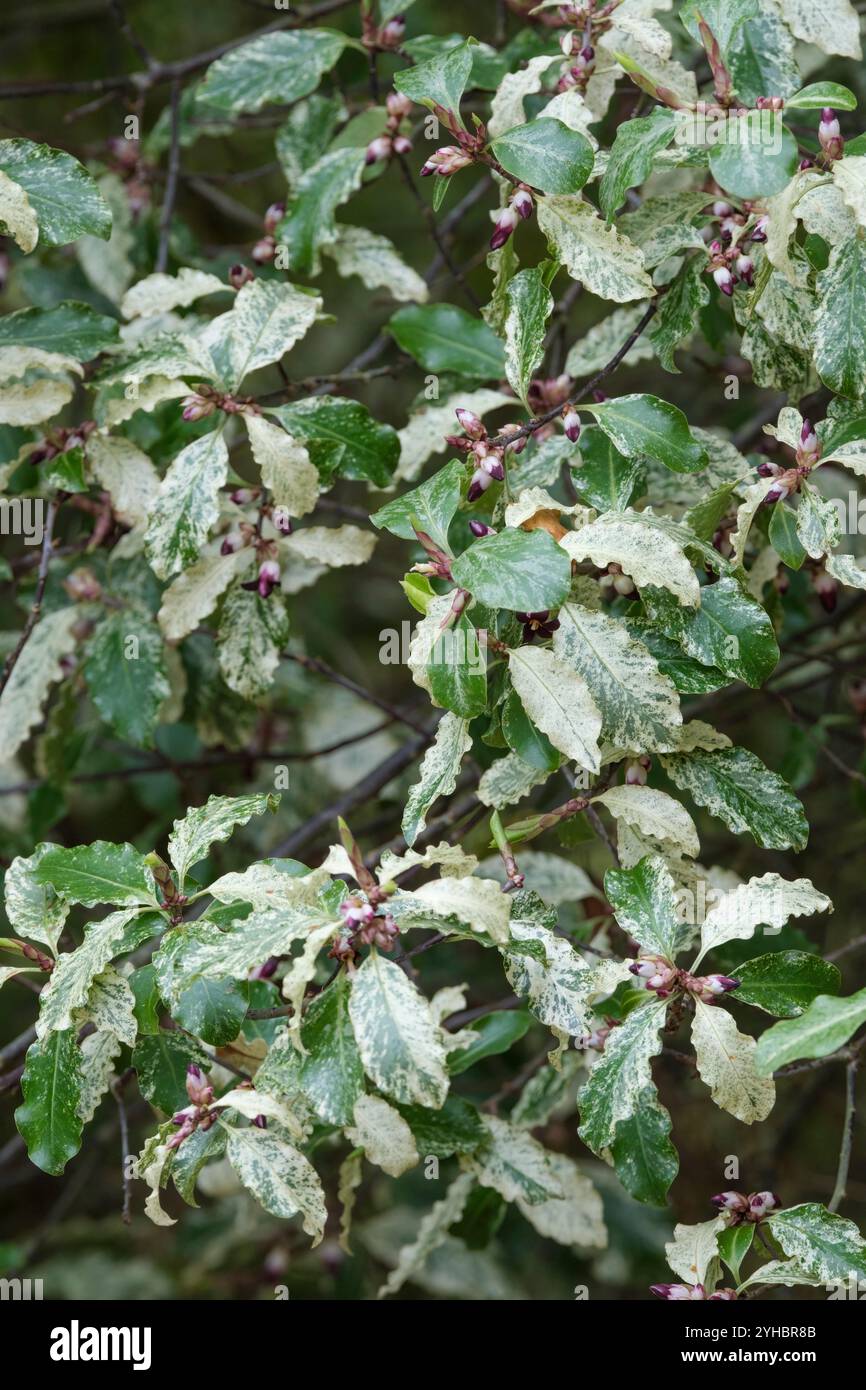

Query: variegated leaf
<box><xmin>691</xmin><ymin>1001</ymin><xmax>775</xmax><ymax>1124</ymax></box>
<box><xmin>348</xmin><ymin>950</ymin><xmax>449</xmax><ymax>1109</ymax></box>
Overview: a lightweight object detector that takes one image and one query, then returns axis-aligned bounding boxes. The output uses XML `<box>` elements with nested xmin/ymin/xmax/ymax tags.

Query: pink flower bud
<box><xmin>252</xmin><ymin>1114</ymin><xmax>267</xmax><ymax>1129</ymax></box>
<box><xmin>181</xmin><ymin>393</ymin><xmax>216</xmax><ymax>423</ymax></box>
<box><xmin>712</xmin><ymin>200</ymin><xmax>733</xmax><ymax>217</ymax></box>
<box><xmin>713</xmin><ymin>264</ymin><xmax>735</xmax><ymax>296</ymax></box>
<box><xmin>229</xmin><ymin>263</ymin><xmax>254</xmax><ymax>290</ymax></box>
<box><xmin>392</xmin><ymin>134</ymin><xmax>413</xmax><ymax>155</ymax></box>
<box><xmin>252</xmin><ymin>236</ymin><xmax>275</xmax><ymax>264</ymax></box>
<box><xmin>562</xmin><ymin>407</ymin><xmax>581</xmax><ymax>443</ymax></box>
<box><xmin>749</xmin><ymin>1191</ymin><xmax>781</xmax><ymax>1220</ymax></box>
<box><xmin>799</xmin><ymin>156</ymin><xmax>815</xmax><ymax>171</ymax></box>
<box><xmin>387</xmin><ymin>92</ymin><xmax>413</xmax><ymax>120</ymax></box>
<box><xmin>625</xmin><ymin>759</ymin><xmax>648</xmax><ymax>786</ymax></box>
<box><xmin>230</xmin><ymin>487</ymin><xmax>258</xmax><ymax>506</ymax></box>
<box><xmin>490</xmin><ymin>205</ymin><xmax>519</xmax><ymax>250</ymax></box>
<box><xmin>380</xmin><ymin>16</ymin><xmax>406</xmax><ymax>46</ymax></box>
<box><xmin>420</xmin><ymin>146</ymin><xmax>472</xmax><ymax>177</ymax></box>
<box><xmin>799</xmin><ymin>417</ymin><xmax>819</xmax><ymax>455</ymax></box>
<box><xmin>482</xmin><ymin>455</ymin><xmax>505</xmax><ymax>482</ymax></box>
<box><xmin>711</xmin><ymin>1191</ymin><xmax>750</xmax><ymax>1214</ymax></box>
<box><xmin>814</xmin><ymin>570</ymin><xmax>838</xmax><ymax>612</ymax></box>
<box><xmin>365</xmin><ymin>135</ymin><xmax>393</xmax><ymax>166</ymax></box>
<box><xmin>257</xmin><ymin>558</ymin><xmax>281</xmax><ymax>598</ymax></box>
<box><xmin>820</xmin><ymin>108</ymin><xmax>841</xmax><ymax>141</ymax></box>
<box><xmin>512</xmin><ymin>188</ymin><xmax>534</xmax><ymax>220</ymax></box>
<box><xmin>704</xmin><ymin>974</ymin><xmax>741</xmax><ymax>996</ymax></box>
<box><xmin>708</xmin><ymin>1289</ymin><xmax>738</xmax><ymax>1300</ymax></box>
<box><xmin>500</xmin><ymin>422</ymin><xmax>528</xmax><ymax>454</ymax></box>
<box><xmin>456</xmin><ymin>407</ymin><xmax>486</xmax><ymax>439</ymax></box>
<box><xmin>186</xmin><ymin>1064</ymin><xmax>213</xmax><ymax>1107</ymax></box>
<box><xmin>264</xmin><ymin>202</ymin><xmax>285</xmax><ymax>235</ymax></box>
<box><xmin>750</xmin><ymin>215</ymin><xmax>768</xmax><ymax>243</ymax></box>
<box><xmin>651</xmin><ymin>1284</ymin><xmax>707</xmax><ymax>1301</ymax></box>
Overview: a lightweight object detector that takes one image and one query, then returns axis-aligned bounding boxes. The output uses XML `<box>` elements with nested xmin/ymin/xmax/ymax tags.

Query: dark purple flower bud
<box><xmin>713</xmin><ymin>264</ymin><xmax>735</xmax><ymax>295</ymax></box>
<box><xmin>562</xmin><ymin>406</ymin><xmax>581</xmax><ymax>443</ymax></box>
<box><xmin>490</xmin><ymin>205</ymin><xmax>519</xmax><ymax>251</ymax></box>
<box><xmin>467</xmin><ymin>468</ymin><xmax>493</xmax><ymax>503</ymax></box>
<box><xmin>250</xmin><ymin>956</ymin><xmax>279</xmax><ymax>980</ymax></box>
<box><xmin>229</xmin><ymin>263</ymin><xmax>254</xmax><ymax>290</ymax></box>
<box><xmin>799</xmin><ymin>156</ymin><xmax>815</xmax><ymax>171</ymax></box>
<box><xmin>750</xmin><ymin>215</ymin><xmax>768</xmax><ymax>242</ymax></box>
<box><xmin>252</xmin><ymin>1114</ymin><xmax>267</xmax><ymax>1129</ymax></box>
<box><xmin>271</xmin><ymin>507</ymin><xmax>292</xmax><ymax>535</ymax></box>
<box><xmin>735</xmin><ymin>253</ymin><xmax>754</xmax><ymax>284</ymax></box>
<box><xmin>469</xmin><ymin>520</ymin><xmax>496</xmax><ymax>537</ymax></box>
<box><xmin>257</xmin><ymin>558</ymin><xmax>281</xmax><ymax>598</ymax></box>
<box><xmin>704</xmin><ymin>974</ymin><xmax>740</xmax><ymax>995</ymax></box>
<box><xmin>749</xmin><ymin>1191</ymin><xmax>781</xmax><ymax>1219</ymax></box>
<box><xmin>220</xmin><ymin>529</ymin><xmax>244</xmax><ymax>555</ymax></box>
<box><xmin>483</xmin><ymin>456</ymin><xmax>505</xmax><ymax>482</ymax></box>
<box><xmin>651</xmin><ymin>1283</ymin><xmax>706</xmax><ymax>1301</ymax></box>
<box><xmin>711</xmin><ymin>1191</ymin><xmax>750</xmax><ymax>1214</ymax></box>
<box><xmin>512</xmin><ymin>188</ymin><xmax>534</xmax><ymax>220</ymax></box>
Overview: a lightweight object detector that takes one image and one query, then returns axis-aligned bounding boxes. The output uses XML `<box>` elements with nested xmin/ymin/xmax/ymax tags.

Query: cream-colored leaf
<box><xmin>776</xmin><ymin>0</ymin><xmax>861</xmax><ymax>57</ymax></box>
<box><xmin>377</xmin><ymin>843</ymin><xmax>478</xmax><ymax>882</ymax></box>
<box><xmin>206</xmin><ymin>862</ymin><xmax>332</xmax><ymax>910</ymax></box>
<box><xmin>348</xmin><ymin>950</ymin><xmax>449</xmax><ymax>1109</ymax></box>
<box><xmin>346</xmin><ymin>1094</ymin><xmax>419</xmax><ymax>1177</ymax></box>
<box><xmin>282</xmin><ymin>524</ymin><xmax>376</xmax><ymax>568</ymax></box>
<box><xmin>593</xmin><ymin>785</ymin><xmax>700</xmax><ymax>859</ymax></box>
<box><xmin>537</xmin><ymin>196</ymin><xmax>654</xmax><ymax>303</ymax></box>
<box><xmin>281</xmin><ymin>922</ymin><xmax>338</xmax><ymax>1050</ymax></box>
<box><xmin>398</xmin><ymin>874</ymin><xmax>512</xmax><ymax>945</ymax></box>
<box><xmin>245</xmin><ymin>413</ymin><xmax>319</xmax><ymax>518</ymax></box>
<box><xmin>488</xmin><ymin>54</ymin><xmax>557</xmax><ymax>137</ymax></box>
<box><xmin>158</xmin><ymin>547</ymin><xmax>254</xmax><ymax>642</ymax></box>
<box><xmin>87</xmin><ymin>434</ymin><xmax>160</xmax><ymax>527</ymax></box>
<box><xmin>325</xmin><ymin>224</ymin><xmax>428</xmax><ymax>303</ymax></box>
<box><xmin>77</xmin><ymin>1030</ymin><xmax>122</xmax><ymax>1124</ymax></box>
<box><xmin>730</xmin><ymin>477</ymin><xmax>776</xmax><ymax>565</ymax></box>
<box><xmin>121</xmin><ymin>267</ymin><xmax>227</xmax><ymax>319</ymax></box>
<box><xmin>402</xmin><ymin>711</ymin><xmax>472</xmax><ymax>847</ymax></box>
<box><xmin>465</xmin><ymin>1115</ymin><xmax>564</xmax><ymax>1204</ymax></box>
<box><xmin>665</xmin><ymin>1216</ymin><xmax>725</xmax><ymax>1285</ymax></box>
<box><xmin>377</xmin><ymin>1172</ymin><xmax>474</xmax><ymax>1298</ymax></box>
<box><xmin>224</xmin><ymin>1123</ymin><xmax>326</xmax><ymax>1243</ymax></box>
<box><xmin>691</xmin><ymin>1001</ymin><xmax>775</xmax><ymax>1124</ymax></box>
<box><xmin>0</xmin><ymin>169</ymin><xmax>38</xmax><ymax>252</ymax></box>
<box><xmin>338</xmin><ymin>1149</ymin><xmax>364</xmax><ymax>1254</ymax></box>
<box><xmin>0</xmin><ymin>607</ymin><xmax>78</xmax><ymax>760</ymax></box>
<box><xmin>694</xmin><ymin>873</ymin><xmax>832</xmax><ymax>969</ymax></box>
<box><xmin>826</xmin><ymin>553</ymin><xmax>866</xmax><ymax>589</ymax></box>
<box><xmin>477</xmin><ymin>751</ymin><xmax>549</xmax><ymax>809</ymax></box>
<box><xmin>517</xmin><ymin>1153</ymin><xmax>606</xmax><ymax>1249</ymax></box>
<box><xmin>75</xmin><ymin>964</ymin><xmax>137</xmax><ymax>1047</ymax></box>
<box><xmin>504</xmin><ymin>487</ymin><xmax>593</xmax><ymax>530</ymax></box>
<box><xmin>509</xmin><ymin>644</ymin><xmax>602</xmax><ymax>773</ymax></box>
<box><xmin>560</xmin><ymin>508</ymin><xmax>700</xmax><ymax>606</ymax></box>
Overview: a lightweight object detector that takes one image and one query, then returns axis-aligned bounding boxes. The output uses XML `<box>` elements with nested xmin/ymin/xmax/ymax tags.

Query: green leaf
<box><xmin>0</xmin><ymin>301</ymin><xmax>118</xmax><ymax>358</ymax></box>
<box><xmin>15</xmin><ymin>1030</ymin><xmax>83</xmax><ymax>1175</ymax></box>
<box><xmin>34</xmin><ymin>843</ymin><xmax>157</xmax><ymax>907</ymax></box>
<box><xmin>796</xmin><ymin>480</ymin><xmax>842</xmax><ymax>560</ymax></box>
<box><xmin>787</xmin><ymin>82</ymin><xmax>857</xmax><ymax>111</ymax></box>
<box><xmin>0</xmin><ymin>139</ymin><xmax>112</xmax><ymax>246</ymax></box>
<box><xmin>270</xmin><ymin>397</ymin><xmax>399</xmax><ymax>487</ymax></box>
<box><xmin>389</xmin><ymin>303</ymin><xmax>506</xmax><ymax>380</ymax></box>
<box><xmin>144</xmin><ymin>427</ymin><xmax>228</xmax><ymax>581</ymax></box>
<box><xmin>402</xmin><ymin>712</ymin><xmax>472</xmax><ymax>847</ymax></box>
<box><xmin>173</xmin><ymin>977</ymin><xmax>249</xmax><ymax>1046</ymax></box>
<box><xmin>605</xmin><ymin>855</ymin><xmax>681</xmax><ymax>961</ymax></box>
<box><xmin>396</xmin><ymin>1095</ymin><xmax>486</xmax><ymax>1157</ymax></box>
<box><xmin>660</xmin><ymin>745</ymin><xmax>808</xmax><ymax>851</ymax></box>
<box><xmin>36</xmin><ymin>909</ymin><xmax>156</xmax><ymax>1036</ymax></box>
<box><xmin>718</xmin><ymin>1222</ymin><xmax>754</xmax><ymax>1283</ymax></box>
<box><xmin>450</xmin><ymin>528</ymin><xmax>572</xmax><ymax>610</ymax></box>
<box><xmin>815</xmin><ymin>234</ymin><xmax>866</xmax><ymax>398</ymax></box>
<box><xmin>278</xmin><ymin>148</ymin><xmax>366</xmax><ymax>277</ymax></box>
<box><xmin>501</xmin><ymin>686</ymin><xmax>560</xmax><ymax>771</ymax></box>
<box><xmin>734</xmin><ymin>951</ymin><xmax>840</xmax><ymax>1018</ymax></box>
<box><xmin>578</xmin><ymin>997</ymin><xmax>668</xmax><ymax>1156</ymax></box>
<box><xmin>132</xmin><ymin>1031</ymin><xmax>210</xmax><ymax>1113</ymax></box>
<box><xmin>491</xmin><ymin>119</ymin><xmax>593</xmax><ymax>195</ymax></box>
<box><xmin>609</xmin><ymin>1087</ymin><xmax>678</xmax><ymax>1207</ymax></box>
<box><xmin>504</xmin><ymin>265</ymin><xmax>554</xmax><ymax>405</ymax></box>
<box><xmin>599</xmin><ymin>110</ymin><xmax>677</xmax><ymax>222</ymax></box>
<box><xmin>447</xmin><ymin>1009</ymin><xmax>531</xmax><ymax>1074</ymax></box>
<box><xmin>168</xmin><ymin>792</ymin><xmax>279</xmax><ymax>889</ymax></box>
<box><xmin>626</xmin><ymin>619</ymin><xmax>726</xmax><ymax>694</ymax></box>
<box><xmin>767</xmin><ymin>1203</ymin><xmax>866</xmax><ymax>1285</ymax></box>
<box><xmin>427</xmin><ymin>614</ymin><xmax>488</xmax><ymax>720</ymax></box>
<box><xmin>84</xmin><ymin>611</ymin><xmax>170</xmax><ymax>749</ymax></box>
<box><xmin>768</xmin><ymin>500</ymin><xmax>807</xmax><ymax>569</ymax></box>
<box><xmin>371</xmin><ymin>458</ymin><xmax>463</xmax><ymax>553</ymax></box>
<box><xmin>709</xmin><ymin>115</ymin><xmax>798</xmax><ymax>200</ymax></box>
<box><xmin>200</xmin><ymin>29</ymin><xmax>350</xmax><ymax>113</ymax></box>
<box><xmin>571</xmin><ymin>426</ymin><xmax>645</xmax><ymax>511</ymax></box>
<box><xmin>275</xmin><ymin>94</ymin><xmax>345</xmax><ymax>184</ymax></box>
<box><xmin>582</xmin><ymin>395</ymin><xmax>708</xmax><ymax>474</ymax></box>
<box><xmin>171</xmin><ymin>1122</ymin><xmax>226</xmax><ymax>1207</ymax></box>
<box><xmin>295</xmin><ymin>971</ymin><xmax>365</xmax><ymax>1125</ymax></box>
<box><xmin>348</xmin><ymin>950</ymin><xmax>449</xmax><ymax>1108</ymax></box>
<box><xmin>393</xmin><ymin>39</ymin><xmax>474</xmax><ymax>119</ymax></box>
<box><xmin>129</xmin><ymin>964</ymin><xmax>162</xmax><ymax>1036</ymax></box>
<box><xmin>650</xmin><ymin>256</ymin><xmax>710</xmax><ymax>374</ymax></box>
<box><xmin>642</xmin><ymin>578</ymin><xmax>780</xmax><ymax>688</ymax></box>
<box><xmin>755</xmin><ymin>987</ymin><xmax>866</xmax><ymax>1074</ymax></box>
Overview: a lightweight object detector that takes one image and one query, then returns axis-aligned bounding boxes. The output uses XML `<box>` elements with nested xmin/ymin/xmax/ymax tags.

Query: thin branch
<box><xmin>828</xmin><ymin>1058</ymin><xmax>859</xmax><ymax>1213</ymax></box>
<box><xmin>0</xmin><ymin>500</ymin><xmax>58</xmax><ymax>699</ymax></box>
<box><xmin>394</xmin><ymin>150</ymin><xmax>482</xmax><ymax>311</ymax></box>
<box><xmin>285</xmin><ymin>651</ymin><xmax>430</xmax><ymax>735</ymax></box>
<box><xmin>112</xmin><ymin>1070</ymin><xmax>135</xmax><ymax>1226</ymax></box>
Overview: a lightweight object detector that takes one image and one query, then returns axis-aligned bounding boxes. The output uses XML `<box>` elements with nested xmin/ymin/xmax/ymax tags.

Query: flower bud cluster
<box><xmin>650</xmin><ymin>1283</ymin><xmax>737</xmax><ymax>1300</ymax></box>
<box><xmin>366</xmin><ymin>91</ymin><xmax>414</xmax><ymax>166</ymax></box>
<box><xmin>168</xmin><ymin>1064</ymin><xmax>218</xmax><ymax>1150</ymax></box>
<box><xmin>819</xmin><ymin>108</ymin><xmax>844</xmax><ymax>162</ymax></box>
<box><xmin>490</xmin><ymin>186</ymin><xmax>534</xmax><ymax>251</ymax></box>
<box><xmin>447</xmin><ymin>408</ymin><xmax>527</xmax><ymax>503</ymax></box>
<box><xmin>629</xmin><ymin>956</ymin><xmax>740</xmax><ymax>1003</ymax></box>
<box><xmin>711</xmin><ymin>1189</ymin><xmax>781</xmax><ymax>1223</ymax></box>
<box><xmin>598</xmin><ymin>563</ymin><xmax>636</xmax><ymax>598</ymax></box>
<box><xmin>29</xmin><ymin>419</ymin><xmax>97</xmax><ymax>467</ymax></box>
<box><xmin>252</xmin><ymin>202</ymin><xmax>285</xmax><ymax>264</ymax></box>
<box><xmin>557</xmin><ymin>36</ymin><xmax>596</xmax><ymax>92</ymax></box>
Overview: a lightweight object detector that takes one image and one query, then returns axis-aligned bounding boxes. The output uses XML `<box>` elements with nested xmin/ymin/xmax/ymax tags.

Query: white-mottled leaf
<box><xmin>466</xmin><ymin>1114</ymin><xmax>564</xmax><ymax>1205</ymax></box>
<box><xmin>0</xmin><ymin>609</ymin><xmax>77</xmax><ymax>761</ymax></box>
<box><xmin>594</xmin><ymin>786</ymin><xmax>699</xmax><ymax>859</ymax></box>
<box><xmin>224</xmin><ymin>1122</ymin><xmax>326</xmax><ymax>1242</ymax></box>
<box><xmin>244</xmin><ymin>413</ymin><xmax>319</xmax><ymax>518</ymax></box>
<box><xmin>691</xmin><ymin>1000</ymin><xmax>776</xmax><ymax>1124</ymax></box>
<box><xmin>348</xmin><ymin>950</ymin><xmax>449</xmax><ymax>1109</ymax></box>
<box><xmin>144</xmin><ymin>428</ymin><xmax>229</xmax><ymax>580</ymax></box>
<box><xmin>346</xmin><ymin>1093</ymin><xmax>419</xmax><ymax>1177</ymax></box>
<box><xmin>509</xmin><ymin>644</ymin><xmax>602</xmax><ymax>773</ymax></box>
<box><xmin>87</xmin><ymin>434</ymin><xmax>160</xmax><ymax>527</ymax></box>
<box><xmin>168</xmin><ymin>792</ymin><xmax>279</xmax><ymax>887</ymax></box>
<box><xmin>376</xmin><ymin>1171</ymin><xmax>474</xmax><ymax>1298</ymax></box>
<box><xmin>325</xmin><ymin>224</ymin><xmax>428</xmax><ymax>303</ymax></box>
<box><xmin>560</xmin><ymin>508</ymin><xmax>700</xmax><ymax>607</ymax></box>
<box><xmin>4</xmin><ymin>843</ymin><xmax>69</xmax><ymax>954</ymax></box>
<box><xmin>693</xmin><ymin>873</ymin><xmax>832</xmax><ymax>969</ymax></box>
<box><xmin>395</xmin><ymin>875</ymin><xmax>511</xmax><ymax>945</ymax></box>
<box><xmin>665</xmin><ymin>1216</ymin><xmax>725</xmax><ymax>1285</ymax></box>
<box><xmin>157</xmin><ymin>547</ymin><xmax>254</xmax><ymax>642</ymax></box>
<box><xmin>0</xmin><ymin>168</ymin><xmax>38</xmax><ymax>252</ymax></box>
<box><xmin>201</xmin><ymin>278</ymin><xmax>322</xmax><ymax>391</ymax></box>
<box><xmin>537</xmin><ymin>196</ymin><xmax>654</xmax><ymax>303</ymax></box>
<box><xmin>121</xmin><ymin>268</ymin><xmax>227</xmax><ymax>320</ymax></box>
<box><xmin>77</xmin><ymin>1030</ymin><xmax>122</xmax><ymax>1124</ymax></box>
<box><xmin>217</xmin><ymin>585</ymin><xmax>289</xmax><ymax>700</ymax></box>
<box><xmin>402</xmin><ymin>712</ymin><xmax>471</xmax><ymax>847</ymax></box>
<box><xmin>577</xmin><ymin>997</ymin><xmax>667</xmax><ymax>1155</ymax></box>
<box><xmin>76</xmin><ymin>964</ymin><xmax>137</xmax><ymax>1046</ymax></box>
<box><xmin>36</xmin><ymin>908</ymin><xmax>145</xmax><ymax>1038</ymax></box>
<box><xmin>516</xmin><ymin>1152</ymin><xmax>606</xmax><ymax>1248</ymax></box>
